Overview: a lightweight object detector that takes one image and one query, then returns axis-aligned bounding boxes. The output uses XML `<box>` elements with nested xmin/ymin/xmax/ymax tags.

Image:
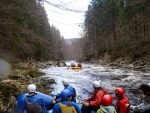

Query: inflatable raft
<box><xmin>71</xmin><ymin>66</ymin><xmax>82</xmax><ymax>70</ymax></box>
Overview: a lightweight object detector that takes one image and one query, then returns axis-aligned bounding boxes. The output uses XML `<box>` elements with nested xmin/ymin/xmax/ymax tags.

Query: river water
<box><xmin>40</xmin><ymin>61</ymin><xmax>150</xmax><ymax>109</ymax></box>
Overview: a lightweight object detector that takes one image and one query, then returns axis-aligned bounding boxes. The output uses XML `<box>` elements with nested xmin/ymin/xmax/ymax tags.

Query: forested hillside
<box><xmin>83</xmin><ymin>0</ymin><xmax>150</xmax><ymax>63</ymax></box>
<box><xmin>0</xmin><ymin>0</ymin><xmax>149</xmax><ymax>64</ymax></box>
<box><xmin>0</xmin><ymin>0</ymin><xmax>63</xmax><ymax>61</ymax></box>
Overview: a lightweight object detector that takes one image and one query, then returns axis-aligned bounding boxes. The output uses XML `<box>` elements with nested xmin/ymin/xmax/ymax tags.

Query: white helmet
<box><xmin>62</xmin><ymin>79</ymin><xmax>69</xmax><ymax>86</ymax></box>
<box><xmin>27</xmin><ymin>84</ymin><xmax>36</xmax><ymax>92</ymax></box>
<box><xmin>93</xmin><ymin>81</ymin><xmax>101</xmax><ymax>88</ymax></box>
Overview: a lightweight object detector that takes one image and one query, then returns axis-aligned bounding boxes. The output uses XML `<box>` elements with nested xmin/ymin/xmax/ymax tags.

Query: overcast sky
<box><xmin>44</xmin><ymin>0</ymin><xmax>91</xmax><ymax>39</ymax></box>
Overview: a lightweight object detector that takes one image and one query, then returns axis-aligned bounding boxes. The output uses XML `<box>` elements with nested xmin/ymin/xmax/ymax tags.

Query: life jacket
<box><xmin>25</xmin><ymin>96</ymin><xmax>42</xmax><ymax>113</ymax></box>
<box><xmin>97</xmin><ymin>109</ymin><xmax>117</xmax><ymax>113</ymax></box>
<box><xmin>96</xmin><ymin>106</ymin><xmax>117</xmax><ymax>113</ymax></box>
<box><xmin>59</xmin><ymin>102</ymin><xmax>77</xmax><ymax>113</ymax></box>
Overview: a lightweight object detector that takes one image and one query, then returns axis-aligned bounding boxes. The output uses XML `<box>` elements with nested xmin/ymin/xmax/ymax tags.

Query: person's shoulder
<box><xmin>33</xmin><ymin>93</ymin><xmax>43</xmax><ymax>99</ymax></box>
<box><xmin>68</xmin><ymin>84</ymin><xmax>73</xmax><ymax>87</ymax></box>
<box><xmin>71</xmin><ymin>102</ymin><xmax>79</xmax><ymax>106</ymax></box>
<box><xmin>102</xmin><ymin>88</ymin><xmax>109</xmax><ymax>94</ymax></box>
<box><xmin>119</xmin><ymin>97</ymin><xmax>130</xmax><ymax>104</ymax></box>
<box><xmin>123</xmin><ymin>96</ymin><xmax>130</xmax><ymax>101</ymax></box>
<box><xmin>67</xmin><ymin>85</ymin><xmax>74</xmax><ymax>89</ymax></box>
<box><xmin>97</xmin><ymin>90</ymin><xmax>105</xmax><ymax>94</ymax></box>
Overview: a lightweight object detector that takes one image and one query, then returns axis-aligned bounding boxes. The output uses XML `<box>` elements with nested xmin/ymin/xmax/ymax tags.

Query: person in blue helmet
<box><xmin>52</xmin><ymin>89</ymin><xmax>82</xmax><ymax>113</ymax></box>
<box><xmin>16</xmin><ymin>84</ymin><xmax>56</xmax><ymax>113</ymax></box>
<box><xmin>55</xmin><ymin>79</ymin><xmax>77</xmax><ymax>103</ymax></box>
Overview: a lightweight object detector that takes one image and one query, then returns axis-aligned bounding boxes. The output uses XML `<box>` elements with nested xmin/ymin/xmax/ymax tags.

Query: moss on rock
<box><xmin>27</xmin><ymin>70</ymin><xmax>45</xmax><ymax>77</ymax></box>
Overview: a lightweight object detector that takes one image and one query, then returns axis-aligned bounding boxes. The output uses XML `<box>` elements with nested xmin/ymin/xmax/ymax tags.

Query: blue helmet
<box><xmin>60</xmin><ymin>89</ymin><xmax>72</xmax><ymax>100</ymax></box>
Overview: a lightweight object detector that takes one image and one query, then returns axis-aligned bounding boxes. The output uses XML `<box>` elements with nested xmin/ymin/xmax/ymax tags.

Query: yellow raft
<box><xmin>71</xmin><ymin>66</ymin><xmax>82</xmax><ymax>70</ymax></box>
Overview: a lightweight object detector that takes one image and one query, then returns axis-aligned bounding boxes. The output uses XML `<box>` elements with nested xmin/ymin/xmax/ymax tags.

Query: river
<box><xmin>40</xmin><ymin>61</ymin><xmax>150</xmax><ymax>110</ymax></box>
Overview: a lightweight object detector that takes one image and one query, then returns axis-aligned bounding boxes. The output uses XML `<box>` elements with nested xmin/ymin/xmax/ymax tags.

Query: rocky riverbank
<box><xmin>91</xmin><ymin>54</ymin><xmax>150</xmax><ymax>71</ymax></box>
<box><xmin>0</xmin><ymin>60</ymin><xmax>66</xmax><ymax>112</ymax></box>
<box><xmin>0</xmin><ymin>57</ymin><xmax>149</xmax><ymax>112</ymax></box>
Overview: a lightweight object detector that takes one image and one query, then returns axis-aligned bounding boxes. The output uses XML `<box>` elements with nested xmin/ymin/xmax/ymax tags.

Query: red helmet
<box><xmin>115</xmin><ymin>87</ymin><xmax>124</xmax><ymax>98</ymax></box>
<box><xmin>101</xmin><ymin>95</ymin><xmax>113</xmax><ymax>106</ymax></box>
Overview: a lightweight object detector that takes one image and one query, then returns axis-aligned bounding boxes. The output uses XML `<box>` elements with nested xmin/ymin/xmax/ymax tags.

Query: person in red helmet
<box><xmin>96</xmin><ymin>95</ymin><xmax>117</xmax><ymax>113</ymax></box>
<box><xmin>71</xmin><ymin>63</ymin><xmax>76</xmax><ymax>67</ymax></box>
<box><xmin>77</xmin><ymin>63</ymin><xmax>82</xmax><ymax>68</ymax></box>
<box><xmin>115</xmin><ymin>87</ymin><xmax>130</xmax><ymax>113</ymax></box>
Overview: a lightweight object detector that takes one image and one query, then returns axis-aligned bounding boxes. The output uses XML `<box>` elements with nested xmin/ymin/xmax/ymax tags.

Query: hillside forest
<box><xmin>0</xmin><ymin>0</ymin><xmax>150</xmax><ymax>65</ymax></box>
<box><xmin>82</xmin><ymin>0</ymin><xmax>150</xmax><ymax>62</ymax></box>
<box><xmin>0</xmin><ymin>0</ymin><xmax>64</xmax><ymax>62</ymax></box>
